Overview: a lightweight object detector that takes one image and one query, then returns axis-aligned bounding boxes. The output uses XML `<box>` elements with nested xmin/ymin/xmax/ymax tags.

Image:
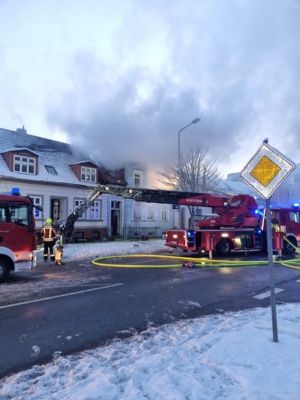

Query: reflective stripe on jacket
<box><xmin>41</xmin><ymin>225</ymin><xmax>56</xmax><ymax>242</ymax></box>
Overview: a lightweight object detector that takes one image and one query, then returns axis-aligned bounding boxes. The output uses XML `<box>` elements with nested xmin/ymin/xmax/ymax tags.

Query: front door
<box><xmin>111</xmin><ymin>200</ymin><xmax>121</xmax><ymax>236</ymax></box>
<box><xmin>51</xmin><ymin>199</ymin><xmax>60</xmax><ymax>222</ymax></box>
<box><xmin>111</xmin><ymin>210</ymin><xmax>120</xmax><ymax>236</ymax></box>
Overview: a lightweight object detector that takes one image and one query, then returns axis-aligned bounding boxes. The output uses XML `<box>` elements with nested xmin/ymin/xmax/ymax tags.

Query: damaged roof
<box><xmin>0</xmin><ymin>127</ymin><xmax>127</xmax><ymax>186</ymax></box>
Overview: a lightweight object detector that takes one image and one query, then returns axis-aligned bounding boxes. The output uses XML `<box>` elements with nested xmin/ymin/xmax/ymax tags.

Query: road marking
<box><xmin>253</xmin><ymin>288</ymin><xmax>284</xmax><ymax>300</ymax></box>
<box><xmin>0</xmin><ymin>283</ymin><xmax>124</xmax><ymax>310</ymax></box>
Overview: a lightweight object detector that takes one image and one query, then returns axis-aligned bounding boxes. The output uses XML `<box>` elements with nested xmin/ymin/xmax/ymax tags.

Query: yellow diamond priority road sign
<box><xmin>241</xmin><ymin>142</ymin><xmax>296</xmax><ymax>199</ymax></box>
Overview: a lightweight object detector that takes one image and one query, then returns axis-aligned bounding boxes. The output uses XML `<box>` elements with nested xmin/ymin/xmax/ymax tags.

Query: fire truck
<box><xmin>163</xmin><ymin>193</ymin><xmax>300</xmax><ymax>256</ymax></box>
<box><xmin>0</xmin><ymin>188</ymin><xmax>42</xmax><ymax>283</ymax></box>
<box><xmin>60</xmin><ymin>184</ymin><xmax>300</xmax><ymax>257</ymax></box>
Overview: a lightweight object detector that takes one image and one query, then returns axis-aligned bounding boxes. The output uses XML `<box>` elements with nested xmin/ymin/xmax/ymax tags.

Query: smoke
<box><xmin>46</xmin><ymin>0</ymin><xmax>300</xmax><ymax>176</ymax></box>
<box><xmin>2</xmin><ymin>0</ymin><xmax>299</xmax><ymax>176</ymax></box>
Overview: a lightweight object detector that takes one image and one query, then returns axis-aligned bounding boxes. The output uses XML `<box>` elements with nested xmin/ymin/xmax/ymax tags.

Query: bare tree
<box><xmin>158</xmin><ymin>146</ymin><xmax>222</xmax><ymax>227</ymax></box>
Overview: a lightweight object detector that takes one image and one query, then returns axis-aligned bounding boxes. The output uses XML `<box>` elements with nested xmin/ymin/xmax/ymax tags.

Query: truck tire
<box><xmin>0</xmin><ymin>258</ymin><xmax>10</xmax><ymax>283</ymax></box>
<box><xmin>283</xmin><ymin>236</ymin><xmax>297</xmax><ymax>255</ymax></box>
<box><xmin>216</xmin><ymin>239</ymin><xmax>232</xmax><ymax>256</ymax></box>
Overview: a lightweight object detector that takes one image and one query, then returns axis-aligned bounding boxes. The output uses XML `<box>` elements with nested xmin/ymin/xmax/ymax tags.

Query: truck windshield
<box><xmin>0</xmin><ymin>204</ymin><xmax>29</xmax><ymax>226</ymax></box>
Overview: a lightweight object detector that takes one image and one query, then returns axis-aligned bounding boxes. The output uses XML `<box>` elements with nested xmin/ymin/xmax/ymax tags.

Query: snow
<box><xmin>1</xmin><ymin>240</ymin><xmax>300</xmax><ymax>399</ymax></box>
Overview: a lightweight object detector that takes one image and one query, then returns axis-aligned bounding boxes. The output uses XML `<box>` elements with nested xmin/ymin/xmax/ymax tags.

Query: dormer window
<box><xmin>81</xmin><ymin>166</ymin><xmax>96</xmax><ymax>182</ymax></box>
<box><xmin>13</xmin><ymin>155</ymin><xmax>36</xmax><ymax>174</ymax></box>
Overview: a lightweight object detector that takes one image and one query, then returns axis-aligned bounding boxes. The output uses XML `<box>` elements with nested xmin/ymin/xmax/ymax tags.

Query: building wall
<box><xmin>118</xmin><ymin>162</ymin><xmax>175</xmax><ymax>238</ymax></box>
<box><xmin>0</xmin><ymin>178</ymin><xmax>109</xmax><ymax>242</ymax></box>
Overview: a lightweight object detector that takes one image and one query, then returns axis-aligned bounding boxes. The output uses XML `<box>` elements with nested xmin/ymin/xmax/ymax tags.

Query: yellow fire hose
<box><xmin>91</xmin><ymin>253</ymin><xmax>300</xmax><ymax>270</ymax></box>
<box><xmin>92</xmin><ymin>236</ymin><xmax>300</xmax><ymax>270</ymax></box>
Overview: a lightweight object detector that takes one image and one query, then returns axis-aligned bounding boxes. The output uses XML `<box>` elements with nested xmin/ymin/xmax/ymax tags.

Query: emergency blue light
<box><xmin>293</xmin><ymin>203</ymin><xmax>300</xmax><ymax>208</ymax></box>
<box><xmin>11</xmin><ymin>188</ymin><xmax>20</xmax><ymax>196</ymax></box>
<box><xmin>255</xmin><ymin>209</ymin><xmax>264</xmax><ymax>216</ymax></box>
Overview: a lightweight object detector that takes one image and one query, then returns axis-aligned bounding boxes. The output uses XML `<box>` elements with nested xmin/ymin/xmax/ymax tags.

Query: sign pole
<box><xmin>241</xmin><ymin>140</ymin><xmax>295</xmax><ymax>342</ymax></box>
<box><xmin>265</xmin><ymin>197</ymin><xmax>278</xmax><ymax>342</ymax></box>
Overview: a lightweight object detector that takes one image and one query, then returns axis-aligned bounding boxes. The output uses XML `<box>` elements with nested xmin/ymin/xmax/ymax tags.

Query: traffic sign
<box><xmin>240</xmin><ymin>142</ymin><xmax>296</xmax><ymax>199</ymax></box>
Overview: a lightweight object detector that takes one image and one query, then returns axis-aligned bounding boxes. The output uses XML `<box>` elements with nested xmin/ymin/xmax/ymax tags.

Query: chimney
<box><xmin>16</xmin><ymin>125</ymin><xmax>27</xmax><ymax>135</ymax></box>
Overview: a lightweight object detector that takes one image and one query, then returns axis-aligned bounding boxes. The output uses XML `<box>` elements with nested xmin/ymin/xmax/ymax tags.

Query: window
<box><xmin>133</xmin><ymin>202</ymin><xmax>142</xmax><ymax>221</ymax></box>
<box><xmin>111</xmin><ymin>201</ymin><xmax>121</xmax><ymax>209</ymax></box>
<box><xmin>161</xmin><ymin>204</ymin><xmax>169</xmax><ymax>221</ymax></box>
<box><xmin>288</xmin><ymin>190</ymin><xmax>296</xmax><ymax>198</ymax></box>
<box><xmin>89</xmin><ymin>201</ymin><xmax>101</xmax><ymax>219</ymax></box>
<box><xmin>147</xmin><ymin>204</ymin><xmax>155</xmax><ymax>221</ymax></box>
<box><xmin>13</xmin><ymin>155</ymin><xmax>36</xmax><ymax>174</ymax></box>
<box><xmin>134</xmin><ymin>170</ymin><xmax>142</xmax><ymax>187</ymax></box>
<box><xmin>0</xmin><ymin>203</ymin><xmax>29</xmax><ymax>226</ymax></box>
<box><xmin>30</xmin><ymin>196</ymin><xmax>43</xmax><ymax>219</ymax></box>
<box><xmin>45</xmin><ymin>165</ymin><xmax>58</xmax><ymax>175</ymax></box>
<box><xmin>81</xmin><ymin>167</ymin><xmax>96</xmax><ymax>182</ymax></box>
<box><xmin>74</xmin><ymin>199</ymin><xmax>85</xmax><ymax>219</ymax></box>
<box><xmin>289</xmin><ymin>212</ymin><xmax>300</xmax><ymax>223</ymax></box>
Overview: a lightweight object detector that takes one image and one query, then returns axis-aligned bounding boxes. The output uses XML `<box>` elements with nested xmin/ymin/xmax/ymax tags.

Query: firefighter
<box><xmin>41</xmin><ymin>218</ymin><xmax>56</xmax><ymax>262</ymax></box>
<box><xmin>55</xmin><ymin>229</ymin><xmax>64</xmax><ymax>266</ymax></box>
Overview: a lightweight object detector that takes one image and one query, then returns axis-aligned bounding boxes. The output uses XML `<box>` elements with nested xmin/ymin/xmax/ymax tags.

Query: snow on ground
<box><xmin>60</xmin><ymin>238</ymin><xmax>169</xmax><ymax>262</ymax></box>
<box><xmin>0</xmin><ymin>240</ymin><xmax>300</xmax><ymax>399</ymax></box>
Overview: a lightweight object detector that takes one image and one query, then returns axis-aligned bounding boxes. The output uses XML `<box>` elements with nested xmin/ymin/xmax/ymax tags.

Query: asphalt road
<box><xmin>1</xmin><ymin>253</ymin><xmax>300</xmax><ymax>378</ymax></box>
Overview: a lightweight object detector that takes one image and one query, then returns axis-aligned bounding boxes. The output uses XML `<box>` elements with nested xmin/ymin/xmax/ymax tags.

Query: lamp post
<box><xmin>177</xmin><ymin>117</ymin><xmax>201</xmax><ymax>228</ymax></box>
<box><xmin>178</xmin><ymin>117</ymin><xmax>201</xmax><ymax>191</ymax></box>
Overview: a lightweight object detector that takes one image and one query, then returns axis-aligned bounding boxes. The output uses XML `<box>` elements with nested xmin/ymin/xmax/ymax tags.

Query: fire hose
<box><xmin>91</xmin><ymin>253</ymin><xmax>300</xmax><ymax>270</ymax></box>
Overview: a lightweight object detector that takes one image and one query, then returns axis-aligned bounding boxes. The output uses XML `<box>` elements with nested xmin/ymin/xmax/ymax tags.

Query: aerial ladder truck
<box><xmin>59</xmin><ymin>184</ymin><xmax>300</xmax><ymax>257</ymax></box>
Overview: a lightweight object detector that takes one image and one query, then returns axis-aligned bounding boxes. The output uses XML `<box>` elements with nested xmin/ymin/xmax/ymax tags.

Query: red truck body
<box><xmin>166</xmin><ymin>193</ymin><xmax>300</xmax><ymax>256</ymax></box>
<box><xmin>0</xmin><ymin>191</ymin><xmax>39</xmax><ymax>282</ymax></box>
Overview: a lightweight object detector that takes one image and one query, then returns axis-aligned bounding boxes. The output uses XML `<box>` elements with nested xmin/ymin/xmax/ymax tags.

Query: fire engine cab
<box><xmin>0</xmin><ymin>188</ymin><xmax>42</xmax><ymax>283</ymax></box>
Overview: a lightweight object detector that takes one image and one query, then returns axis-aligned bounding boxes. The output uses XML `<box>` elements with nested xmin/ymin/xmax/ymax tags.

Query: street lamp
<box><xmin>178</xmin><ymin>117</ymin><xmax>201</xmax><ymax>191</ymax></box>
<box><xmin>177</xmin><ymin>117</ymin><xmax>201</xmax><ymax>229</ymax></box>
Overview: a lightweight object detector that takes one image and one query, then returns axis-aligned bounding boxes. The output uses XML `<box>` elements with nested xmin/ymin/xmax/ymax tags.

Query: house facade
<box><xmin>0</xmin><ymin>127</ymin><xmax>120</xmax><ymax>241</ymax></box>
<box><xmin>106</xmin><ymin>162</ymin><xmax>174</xmax><ymax>239</ymax></box>
<box><xmin>0</xmin><ymin>127</ymin><xmax>174</xmax><ymax>241</ymax></box>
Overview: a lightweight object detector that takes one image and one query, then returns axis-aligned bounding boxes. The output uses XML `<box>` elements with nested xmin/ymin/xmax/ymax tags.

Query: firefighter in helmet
<box><xmin>41</xmin><ymin>218</ymin><xmax>56</xmax><ymax>262</ymax></box>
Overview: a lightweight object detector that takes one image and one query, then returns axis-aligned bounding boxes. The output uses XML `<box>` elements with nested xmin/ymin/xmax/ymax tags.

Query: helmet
<box><xmin>45</xmin><ymin>218</ymin><xmax>52</xmax><ymax>224</ymax></box>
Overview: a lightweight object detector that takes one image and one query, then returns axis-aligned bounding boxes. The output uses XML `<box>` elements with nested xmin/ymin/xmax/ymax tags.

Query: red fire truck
<box><xmin>0</xmin><ymin>188</ymin><xmax>42</xmax><ymax>283</ymax></box>
<box><xmin>59</xmin><ymin>184</ymin><xmax>300</xmax><ymax>257</ymax></box>
<box><xmin>164</xmin><ymin>192</ymin><xmax>300</xmax><ymax>256</ymax></box>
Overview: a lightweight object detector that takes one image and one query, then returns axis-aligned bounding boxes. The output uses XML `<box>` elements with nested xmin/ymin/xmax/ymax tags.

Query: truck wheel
<box><xmin>0</xmin><ymin>258</ymin><xmax>10</xmax><ymax>283</ymax></box>
<box><xmin>216</xmin><ymin>239</ymin><xmax>232</xmax><ymax>256</ymax></box>
<box><xmin>283</xmin><ymin>237</ymin><xmax>297</xmax><ymax>255</ymax></box>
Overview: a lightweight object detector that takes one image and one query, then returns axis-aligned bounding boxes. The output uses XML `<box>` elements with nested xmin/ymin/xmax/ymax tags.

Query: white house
<box><xmin>0</xmin><ymin>127</ymin><xmax>175</xmax><ymax>241</ymax></box>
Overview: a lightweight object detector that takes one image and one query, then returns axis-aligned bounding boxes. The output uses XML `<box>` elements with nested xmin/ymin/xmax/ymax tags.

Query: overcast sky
<box><xmin>1</xmin><ymin>0</ymin><xmax>300</xmax><ymax>177</ymax></box>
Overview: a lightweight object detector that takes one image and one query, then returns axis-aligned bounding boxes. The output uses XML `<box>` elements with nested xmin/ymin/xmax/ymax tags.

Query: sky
<box><xmin>0</xmin><ymin>240</ymin><xmax>299</xmax><ymax>399</ymax></box>
<box><xmin>1</xmin><ymin>0</ymin><xmax>300</xmax><ymax>177</ymax></box>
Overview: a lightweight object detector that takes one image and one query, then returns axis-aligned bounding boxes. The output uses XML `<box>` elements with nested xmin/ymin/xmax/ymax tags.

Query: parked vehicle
<box><xmin>0</xmin><ymin>188</ymin><xmax>42</xmax><ymax>282</ymax></box>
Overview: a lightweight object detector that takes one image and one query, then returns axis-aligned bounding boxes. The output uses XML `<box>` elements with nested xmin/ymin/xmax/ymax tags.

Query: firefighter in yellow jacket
<box><xmin>41</xmin><ymin>218</ymin><xmax>56</xmax><ymax>262</ymax></box>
